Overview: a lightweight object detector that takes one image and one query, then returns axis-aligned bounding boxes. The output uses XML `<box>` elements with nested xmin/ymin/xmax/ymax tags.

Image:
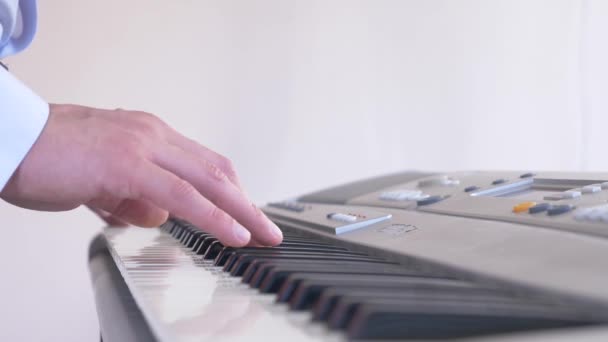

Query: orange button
<box><xmin>513</xmin><ymin>201</ymin><xmax>537</xmax><ymax>213</ymax></box>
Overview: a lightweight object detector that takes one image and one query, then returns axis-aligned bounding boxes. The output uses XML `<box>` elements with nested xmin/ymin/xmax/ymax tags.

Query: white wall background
<box><xmin>0</xmin><ymin>0</ymin><xmax>606</xmax><ymax>340</ymax></box>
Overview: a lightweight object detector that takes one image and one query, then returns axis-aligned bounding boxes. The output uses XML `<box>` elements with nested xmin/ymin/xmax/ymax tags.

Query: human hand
<box><xmin>87</xmin><ymin>205</ymin><xmax>129</xmax><ymax>227</ymax></box>
<box><xmin>0</xmin><ymin>104</ymin><xmax>283</xmax><ymax>247</ymax></box>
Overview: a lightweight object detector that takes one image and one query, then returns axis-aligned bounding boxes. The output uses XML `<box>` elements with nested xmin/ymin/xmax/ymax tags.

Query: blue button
<box><xmin>417</xmin><ymin>195</ymin><xmax>444</xmax><ymax>206</ymax></box>
<box><xmin>520</xmin><ymin>172</ymin><xmax>535</xmax><ymax>178</ymax></box>
<box><xmin>529</xmin><ymin>203</ymin><xmax>551</xmax><ymax>214</ymax></box>
<box><xmin>547</xmin><ymin>204</ymin><xmax>574</xmax><ymax>216</ymax></box>
<box><xmin>464</xmin><ymin>186</ymin><xmax>479</xmax><ymax>193</ymax></box>
<box><xmin>492</xmin><ymin>179</ymin><xmax>507</xmax><ymax>185</ymax></box>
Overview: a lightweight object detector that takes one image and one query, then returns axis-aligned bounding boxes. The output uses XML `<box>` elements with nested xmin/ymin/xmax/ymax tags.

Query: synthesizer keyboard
<box><xmin>89</xmin><ymin>171</ymin><xmax>608</xmax><ymax>341</ymax></box>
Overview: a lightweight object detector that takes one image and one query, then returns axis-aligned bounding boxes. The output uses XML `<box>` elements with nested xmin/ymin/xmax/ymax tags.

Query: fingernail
<box><xmin>233</xmin><ymin>222</ymin><xmax>251</xmax><ymax>245</ymax></box>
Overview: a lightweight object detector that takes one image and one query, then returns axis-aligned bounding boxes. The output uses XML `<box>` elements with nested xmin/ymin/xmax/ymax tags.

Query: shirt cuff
<box><xmin>0</xmin><ymin>67</ymin><xmax>49</xmax><ymax>190</ymax></box>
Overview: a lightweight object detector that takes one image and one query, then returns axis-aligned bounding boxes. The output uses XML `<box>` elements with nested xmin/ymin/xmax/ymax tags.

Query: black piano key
<box><xmin>190</xmin><ymin>232</ymin><xmax>208</xmax><ymax>243</ymax></box>
<box><xmin>214</xmin><ymin>244</ymin><xmax>352</xmax><ymax>267</ymax></box>
<box><xmin>184</xmin><ymin>231</ymin><xmax>207</xmax><ymax>248</ymax></box>
<box><xmin>168</xmin><ymin>223</ymin><xmax>180</xmax><ymax>235</ymax></box>
<box><xmin>173</xmin><ymin>226</ymin><xmax>187</xmax><ymax>240</ymax></box>
<box><xmin>247</xmin><ymin>260</ymin><xmax>397</xmax><ymax>285</ymax></box>
<box><xmin>313</xmin><ymin>286</ymin><xmax>518</xmax><ymax>323</ymax></box>
<box><xmin>256</xmin><ymin>263</ymin><xmax>423</xmax><ymax>293</ymax></box>
<box><xmin>182</xmin><ymin>231</ymin><xmax>195</xmax><ymax>245</ymax></box>
<box><xmin>326</xmin><ymin>289</ymin><xmax>548</xmax><ymax>330</ymax></box>
<box><xmin>168</xmin><ymin>224</ymin><xmax>180</xmax><ymax>235</ymax></box>
<box><xmin>180</xmin><ymin>228</ymin><xmax>197</xmax><ymax>244</ymax></box>
<box><xmin>216</xmin><ymin>242</ymin><xmax>348</xmax><ymax>262</ymax></box>
<box><xmin>159</xmin><ymin>220</ymin><xmax>176</xmax><ymax>232</ymax></box>
<box><xmin>176</xmin><ymin>224</ymin><xmax>188</xmax><ymax>236</ymax></box>
<box><xmin>218</xmin><ymin>246</ymin><xmax>362</xmax><ymax>269</ymax></box>
<box><xmin>241</xmin><ymin>259</ymin><xmax>392</xmax><ymax>284</ymax></box>
<box><xmin>194</xmin><ymin>235</ymin><xmax>332</xmax><ymax>256</ymax></box>
<box><xmin>277</xmin><ymin>274</ymin><xmax>473</xmax><ymax>306</ymax></box>
<box><xmin>290</xmin><ymin>275</ymin><xmax>476</xmax><ymax>311</ymax></box>
<box><xmin>189</xmin><ymin>233</ymin><xmax>212</xmax><ymax>251</ymax></box>
<box><xmin>171</xmin><ymin>221</ymin><xmax>186</xmax><ymax>233</ymax></box>
<box><xmin>162</xmin><ymin>219</ymin><xmax>179</xmax><ymax>232</ymax></box>
<box><xmin>191</xmin><ymin>234</ymin><xmax>213</xmax><ymax>252</ymax></box>
<box><xmin>227</xmin><ymin>252</ymin><xmax>382</xmax><ymax>275</ymax></box>
<box><xmin>230</xmin><ymin>254</ymin><xmax>386</xmax><ymax>278</ymax></box>
<box><xmin>184</xmin><ymin>226</ymin><xmax>202</xmax><ymax>242</ymax></box>
<box><xmin>203</xmin><ymin>241</ymin><xmax>225</xmax><ymax>259</ymax></box>
<box><xmin>276</xmin><ymin>231</ymin><xmax>308</xmax><ymax>238</ymax></box>
<box><xmin>195</xmin><ymin>236</ymin><xmax>219</xmax><ymax>255</ymax></box>
<box><xmin>345</xmin><ymin>299</ymin><xmax>594</xmax><ymax>340</ymax></box>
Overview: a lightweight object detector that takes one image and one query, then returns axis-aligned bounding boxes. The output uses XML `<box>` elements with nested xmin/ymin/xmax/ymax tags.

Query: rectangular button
<box><xmin>582</xmin><ymin>185</ymin><xmax>601</xmax><ymax>194</ymax></box>
<box><xmin>268</xmin><ymin>201</ymin><xmax>306</xmax><ymax>212</ymax></box>
<box><xmin>264</xmin><ymin>204</ymin><xmax>392</xmax><ymax>235</ymax></box>
<box><xmin>327</xmin><ymin>213</ymin><xmax>358</xmax><ymax>223</ymax></box>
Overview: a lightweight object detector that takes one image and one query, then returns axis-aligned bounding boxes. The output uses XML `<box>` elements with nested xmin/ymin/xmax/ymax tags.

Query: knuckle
<box><xmin>170</xmin><ymin>179</ymin><xmax>197</xmax><ymax>199</ymax></box>
<box><xmin>220</xmin><ymin>157</ymin><xmax>238</xmax><ymax>180</ymax></box>
<box><xmin>128</xmin><ymin>111</ymin><xmax>166</xmax><ymax>138</ymax></box>
<box><xmin>205</xmin><ymin>161</ymin><xmax>228</xmax><ymax>183</ymax></box>
<box><xmin>251</xmin><ymin>203</ymin><xmax>265</xmax><ymax>218</ymax></box>
<box><xmin>210</xmin><ymin>206</ymin><xmax>226</xmax><ymax>220</ymax></box>
<box><xmin>208</xmin><ymin>206</ymin><xmax>233</xmax><ymax>225</ymax></box>
<box><xmin>136</xmin><ymin>110</ymin><xmax>160</xmax><ymax>123</ymax></box>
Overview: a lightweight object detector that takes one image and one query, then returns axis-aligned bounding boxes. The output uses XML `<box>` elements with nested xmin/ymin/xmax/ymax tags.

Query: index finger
<box><xmin>131</xmin><ymin>161</ymin><xmax>253</xmax><ymax>247</ymax></box>
<box><xmin>153</xmin><ymin>145</ymin><xmax>283</xmax><ymax>246</ymax></box>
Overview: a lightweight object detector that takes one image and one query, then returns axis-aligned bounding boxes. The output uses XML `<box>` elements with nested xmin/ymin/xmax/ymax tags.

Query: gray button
<box><xmin>418</xmin><ymin>176</ymin><xmax>450</xmax><ymax>187</ymax></box>
<box><xmin>529</xmin><ymin>203</ymin><xmax>551</xmax><ymax>214</ymax></box>
<box><xmin>445</xmin><ymin>179</ymin><xmax>461</xmax><ymax>186</ymax></box>
<box><xmin>544</xmin><ymin>191</ymin><xmax>581</xmax><ymax>201</ymax></box>
<box><xmin>520</xmin><ymin>172</ymin><xmax>535</xmax><ymax>178</ymax></box>
<box><xmin>325</xmin><ymin>211</ymin><xmax>393</xmax><ymax>235</ymax></box>
<box><xmin>543</xmin><ymin>194</ymin><xmax>564</xmax><ymax>201</ymax></box>
<box><xmin>562</xmin><ymin>190</ymin><xmax>582</xmax><ymax>199</ymax></box>
<box><xmin>492</xmin><ymin>179</ymin><xmax>507</xmax><ymax>185</ymax></box>
<box><xmin>574</xmin><ymin>205</ymin><xmax>608</xmax><ymax>222</ymax></box>
<box><xmin>586</xmin><ymin>209</ymin><xmax>604</xmax><ymax>222</ymax></box>
<box><xmin>581</xmin><ymin>185</ymin><xmax>602</xmax><ymax>194</ymax></box>
<box><xmin>268</xmin><ymin>201</ymin><xmax>306</xmax><ymax>212</ymax></box>
<box><xmin>547</xmin><ymin>204</ymin><xmax>575</xmax><ymax>216</ymax></box>
<box><xmin>417</xmin><ymin>195</ymin><xmax>444</xmax><ymax>206</ymax></box>
<box><xmin>379</xmin><ymin>190</ymin><xmax>424</xmax><ymax>201</ymax></box>
<box><xmin>464</xmin><ymin>186</ymin><xmax>479</xmax><ymax>193</ymax></box>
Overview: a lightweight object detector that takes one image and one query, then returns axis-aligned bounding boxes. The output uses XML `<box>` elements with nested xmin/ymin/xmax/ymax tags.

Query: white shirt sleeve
<box><xmin>0</xmin><ymin>66</ymin><xmax>49</xmax><ymax>189</ymax></box>
<box><xmin>0</xmin><ymin>0</ymin><xmax>47</xmax><ymax>190</ymax></box>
